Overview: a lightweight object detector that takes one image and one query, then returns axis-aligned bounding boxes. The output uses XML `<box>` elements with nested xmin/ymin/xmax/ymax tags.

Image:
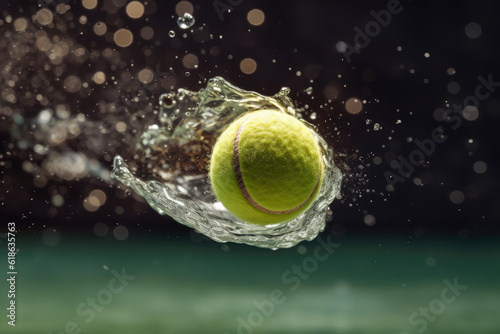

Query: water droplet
<box><xmin>465</xmin><ymin>22</ymin><xmax>481</xmax><ymax>39</ymax></box>
<box><xmin>364</xmin><ymin>214</ymin><xmax>376</xmax><ymax>226</ymax></box>
<box><xmin>462</xmin><ymin>106</ymin><xmax>479</xmax><ymax>121</ymax></box>
<box><xmin>169</xmin><ymin>30</ymin><xmax>175</xmax><ymax>38</ymax></box>
<box><xmin>297</xmin><ymin>245</ymin><xmax>307</xmax><ymax>254</ymax></box>
<box><xmin>346</xmin><ymin>98</ymin><xmax>362</xmax><ymax>114</ymax></box>
<box><xmin>450</xmin><ymin>190</ymin><xmax>465</xmax><ymax>204</ymax></box>
<box><xmin>336</xmin><ymin>41</ymin><xmax>347</xmax><ymax>52</ymax></box>
<box><xmin>473</xmin><ymin>161</ymin><xmax>487</xmax><ymax>174</ymax></box>
<box><xmin>279</xmin><ymin>87</ymin><xmax>290</xmax><ymax>96</ymax></box>
<box><xmin>177</xmin><ymin>13</ymin><xmax>195</xmax><ymax>30</ymax></box>
<box><xmin>310</xmin><ymin>112</ymin><xmax>317</xmax><ymax>120</ymax></box>
<box><xmin>373</xmin><ymin>123</ymin><xmax>380</xmax><ymax>131</ymax></box>
<box><xmin>425</xmin><ymin>257</ymin><xmax>436</xmax><ymax>267</ymax></box>
<box><xmin>305</xmin><ymin>87</ymin><xmax>313</xmax><ymax>95</ymax></box>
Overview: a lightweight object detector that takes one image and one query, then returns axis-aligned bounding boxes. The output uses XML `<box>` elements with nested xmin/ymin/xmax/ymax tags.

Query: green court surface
<box><xmin>2</xmin><ymin>234</ymin><xmax>499</xmax><ymax>334</ymax></box>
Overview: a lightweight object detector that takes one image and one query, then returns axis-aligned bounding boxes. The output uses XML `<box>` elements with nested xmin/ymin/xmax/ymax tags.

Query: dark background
<box><xmin>1</xmin><ymin>0</ymin><xmax>499</xmax><ymax>240</ymax></box>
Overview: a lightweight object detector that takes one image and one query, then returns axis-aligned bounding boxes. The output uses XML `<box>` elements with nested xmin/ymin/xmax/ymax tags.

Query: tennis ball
<box><xmin>209</xmin><ymin>110</ymin><xmax>324</xmax><ymax>225</ymax></box>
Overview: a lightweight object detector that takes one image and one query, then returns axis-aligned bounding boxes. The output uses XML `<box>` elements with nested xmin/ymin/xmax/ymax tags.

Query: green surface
<box><xmin>1</xmin><ymin>234</ymin><xmax>499</xmax><ymax>334</ymax></box>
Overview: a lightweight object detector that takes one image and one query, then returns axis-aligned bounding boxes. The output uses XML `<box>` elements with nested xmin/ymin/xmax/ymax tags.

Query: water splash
<box><xmin>177</xmin><ymin>13</ymin><xmax>195</xmax><ymax>30</ymax></box>
<box><xmin>111</xmin><ymin>77</ymin><xmax>342</xmax><ymax>249</ymax></box>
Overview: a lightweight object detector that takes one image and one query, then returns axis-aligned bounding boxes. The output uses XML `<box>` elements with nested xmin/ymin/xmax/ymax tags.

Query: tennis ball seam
<box><xmin>233</xmin><ymin>119</ymin><xmax>321</xmax><ymax>215</ymax></box>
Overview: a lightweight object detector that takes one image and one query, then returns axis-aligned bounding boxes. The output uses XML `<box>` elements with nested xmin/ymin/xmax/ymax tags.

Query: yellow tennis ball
<box><xmin>209</xmin><ymin>110</ymin><xmax>324</xmax><ymax>225</ymax></box>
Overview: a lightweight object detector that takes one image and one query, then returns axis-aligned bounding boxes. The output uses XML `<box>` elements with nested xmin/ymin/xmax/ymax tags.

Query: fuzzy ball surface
<box><xmin>209</xmin><ymin>110</ymin><xmax>324</xmax><ymax>225</ymax></box>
